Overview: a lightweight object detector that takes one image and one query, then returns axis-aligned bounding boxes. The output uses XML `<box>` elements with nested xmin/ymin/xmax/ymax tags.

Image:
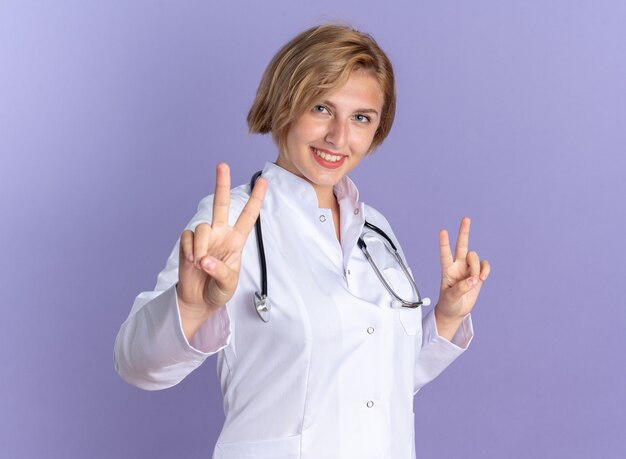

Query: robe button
<box><xmin>367</xmin><ymin>327</ymin><xmax>374</xmax><ymax>334</ymax></box>
<box><xmin>354</xmin><ymin>208</ymin><xmax>360</xmax><ymax>215</ymax></box>
<box><xmin>319</xmin><ymin>215</ymin><xmax>326</xmax><ymax>222</ymax></box>
<box><xmin>366</xmin><ymin>401</ymin><xmax>374</xmax><ymax>408</ymax></box>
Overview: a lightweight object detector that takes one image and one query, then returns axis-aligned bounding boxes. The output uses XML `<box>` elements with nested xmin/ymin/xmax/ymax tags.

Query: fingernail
<box><xmin>187</xmin><ymin>253</ymin><xmax>194</xmax><ymax>263</ymax></box>
<box><xmin>468</xmin><ymin>277</ymin><xmax>478</xmax><ymax>287</ymax></box>
<box><xmin>202</xmin><ymin>257</ymin><xmax>216</xmax><ymax>270</ymax></box>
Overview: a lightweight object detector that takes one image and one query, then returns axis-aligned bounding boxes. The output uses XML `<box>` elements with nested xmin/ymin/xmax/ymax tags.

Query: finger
<box><xmin>454</xmin><ymin>216</ymin><xmax>471</xmax><ymax>261</ymax></box>
<box><xmin>180</xmin><ymin>230</ymin><xmax>194</xmax><ymax>264</ymax></box>
<box><xmin>439</xmin><ymin>229</ymin><xmax>454</xmax><ymax>270</ymax></box>
<box><xmin>479</xmin><ymin>259</ymin><xmax>491</xmax><ymax>281</ymax></box>
<box><xmin>467</xmin><ymin>251</ymin><xmax>480</xmax><ymax>280</ymax></box>
<box><xmin>193</xmin><ymin>223</ymin><xmax>212</xmax><ymax>269</ymax></box>
<box><xmin>212</xmin><ymin>163</ymin><xmax>231</xmax><ymax>227</ymax></box>
<box><xmin>234</xmin><ymin>177</ymin><xmax>268</xmax><ymax>238</ymax></box>
<box><xmin>445</xmin><ymin>275</ymin><xmax>479</xmax><ymax>303</ymax></box>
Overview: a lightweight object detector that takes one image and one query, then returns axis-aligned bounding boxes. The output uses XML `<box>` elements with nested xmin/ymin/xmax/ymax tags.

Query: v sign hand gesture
<box><xmin>176</xmin><ymin>163</ymin><xmax>267</xmax><ymax>342</ymax></box>
<box><xmin>435</xmin><ymin>217</ymin><xmax>491</xmax><ymax>341</ymax></box>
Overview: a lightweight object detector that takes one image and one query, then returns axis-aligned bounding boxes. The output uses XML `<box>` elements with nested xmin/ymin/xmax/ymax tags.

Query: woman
<box><xmin>115</xmin><ymin>24</ymin><xmax>490</xmax><ymax>458</ymax></box>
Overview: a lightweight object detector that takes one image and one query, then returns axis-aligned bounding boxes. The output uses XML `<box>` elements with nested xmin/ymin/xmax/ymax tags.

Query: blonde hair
<box><xmin>247</xmin><ymin>24</ymin><xmax>396</xmax><ymax>153</ymax></box>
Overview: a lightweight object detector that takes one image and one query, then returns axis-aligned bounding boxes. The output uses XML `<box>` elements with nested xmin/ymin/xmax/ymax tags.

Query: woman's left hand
<box><xmin>435</xmin><ymin>217</ymin><xmax>490</xmax><ymax>334</ymax></box>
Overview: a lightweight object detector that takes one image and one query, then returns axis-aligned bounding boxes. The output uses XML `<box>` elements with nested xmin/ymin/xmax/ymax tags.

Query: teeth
<box><xmin>313</xmin><ymin>148</ymin><xmax>343</xmax><ymax>162</ymax></box>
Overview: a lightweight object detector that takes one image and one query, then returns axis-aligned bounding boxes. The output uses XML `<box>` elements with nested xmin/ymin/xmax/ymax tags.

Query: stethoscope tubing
<box><xmin>250</xmin><ymin>171</ymin><xmax>429</xmax><ymax>322</ymax></box>
<box><xmin>251</xmin><ymin>171</ymin><xmax>268</xmax><ymax>297</ymax></box>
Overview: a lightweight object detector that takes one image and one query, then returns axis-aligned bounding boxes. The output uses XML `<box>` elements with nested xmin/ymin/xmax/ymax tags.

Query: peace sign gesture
<box><xmin>176</xmin><ymin>163</ymin><xmax>267</xmax><ymax>341</ymax></box>
<box><xmin>435</xmin><ymin>217</ymin><xmax>491</xmax><ymax>338</ymax></box>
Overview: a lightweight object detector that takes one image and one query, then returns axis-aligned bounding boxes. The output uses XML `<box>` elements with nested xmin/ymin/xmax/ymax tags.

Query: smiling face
<box><xmin>276</xmin><ymin>69</ymin><xmax>384</xmax><ymax>205</ymax></box>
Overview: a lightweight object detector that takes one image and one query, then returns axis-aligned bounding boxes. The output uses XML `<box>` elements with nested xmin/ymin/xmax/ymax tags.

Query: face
<box><xmin>277</xmin><ymin>70</ymin><xmax>384</xmax><ymax>203</ymax></box>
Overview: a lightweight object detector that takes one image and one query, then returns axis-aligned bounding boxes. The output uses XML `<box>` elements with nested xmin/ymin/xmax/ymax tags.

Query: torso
<box><xmin>212</xmin><ymin>163</ymin><xmax>423</xmax><ymax>458</ymax></box>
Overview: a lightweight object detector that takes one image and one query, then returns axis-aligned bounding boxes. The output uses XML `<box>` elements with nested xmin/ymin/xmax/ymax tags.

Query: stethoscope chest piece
<box><xmin>254</xmin><ymin>291</ymin><xmax>270</xmax><ymax>322</ymax></box>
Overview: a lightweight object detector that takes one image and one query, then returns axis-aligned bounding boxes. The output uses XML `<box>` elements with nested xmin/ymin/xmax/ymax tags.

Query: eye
<box><xmin>312</xmin><ymin>105</ymin><xmax>329</xmax><ymax>114</ymax></box>
<box><xmin>353</xmin><ymin>114</ymin><xmax>371</xmax><ymax>123</ymax></box>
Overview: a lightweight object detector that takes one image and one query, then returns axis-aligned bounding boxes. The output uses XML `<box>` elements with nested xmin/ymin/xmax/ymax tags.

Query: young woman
<box><xmin>115</xmin><ymin>24</ymin><xmax>490</xmax><ymax>458</ymax></box>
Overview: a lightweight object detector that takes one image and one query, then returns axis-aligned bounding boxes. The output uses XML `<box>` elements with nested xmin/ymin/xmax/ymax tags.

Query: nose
<box><xmin>324</xmin><ymin>118</ymin><xmax>347</xmax><ymax>149</ymax></box>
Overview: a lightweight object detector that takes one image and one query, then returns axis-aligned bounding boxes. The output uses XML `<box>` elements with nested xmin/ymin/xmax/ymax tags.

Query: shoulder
<box><xmin>363</xmin><ymin>203</ymin><xmax>408</xmax><ymax>260</ymax></box>
<box><xmin>363</xmin><ymin>203</ymin><xmax>394</xmax><ymax>234</ymax></box>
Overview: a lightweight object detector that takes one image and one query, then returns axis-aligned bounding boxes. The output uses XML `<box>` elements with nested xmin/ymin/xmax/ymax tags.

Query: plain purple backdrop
<box><xmin>1</xmin><ymin>1</ymin><xmax>625</xmax><ymax>458</ymax></box>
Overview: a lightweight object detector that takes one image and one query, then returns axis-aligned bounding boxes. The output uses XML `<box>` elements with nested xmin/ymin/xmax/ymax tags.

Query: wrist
<box><xmin>434</xmin><ymin>305</ymin><xmax>467</xmax><ymax>341</ymax></box>
<box><xmin>434</xmin><ymin>304</ymin><xmax>466</xmax><ymax>324</ymax></box>
<box><xmin>176</xmin><ymin>287</ymin><xmax>218</xmax><ymax>323</ymax></box>
<box><xmin>176</xmin><ymin>287</ymin><xmax>225</xmax><ymax>344</ymax></box>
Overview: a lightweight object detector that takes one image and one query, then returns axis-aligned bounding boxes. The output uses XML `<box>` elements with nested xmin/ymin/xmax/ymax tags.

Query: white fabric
<box><xmin>114</xmin><ymin>162</ymin><xmax>473</xmax><ymax>459</ymax></box>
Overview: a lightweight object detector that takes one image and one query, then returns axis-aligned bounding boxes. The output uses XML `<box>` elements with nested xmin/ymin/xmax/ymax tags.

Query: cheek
<box><xmin>354</xmin><ymin>130</ymin><xmax>377</xmax><ymax>154</ymax></box>
<box><xmin>304</xmin><ymin>122</ymin><xmax>328</xmax><ymax>141</ymax></box>
<box><xmin>287</xmin><ymin>125</ymin><xmax>316</xmax><ymax>151</ymax></box>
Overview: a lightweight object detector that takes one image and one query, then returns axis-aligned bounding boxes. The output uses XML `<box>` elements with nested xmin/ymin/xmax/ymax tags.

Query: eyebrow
<box><xmin>321</xmin><ymin>100</ymin><xmax>380</xmax><ymax>117</ymax></box>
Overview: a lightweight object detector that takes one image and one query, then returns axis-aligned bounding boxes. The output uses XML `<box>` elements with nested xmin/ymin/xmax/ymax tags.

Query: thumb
<box><xmin>200</xmin><ymin>256</ymin><xmax>232</xmax><ymax>287</ymax></box>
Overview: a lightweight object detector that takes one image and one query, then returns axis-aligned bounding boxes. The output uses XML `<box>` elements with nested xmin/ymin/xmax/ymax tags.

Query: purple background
<box><xmin>1</xmin><ymin>1</ymin><xmax>625</xmax><ymax>458</ymax></box>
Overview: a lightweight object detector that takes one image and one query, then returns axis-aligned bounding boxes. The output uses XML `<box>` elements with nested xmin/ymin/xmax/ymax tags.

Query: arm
<box><xmin>113</xmin><ymin>278</ymin><xmax>231</xmax><ymax>390</ymax></box>
<box><xmin>114</xmin><ymin>163</ymin><xmax>267</xmax><ymax>390</ymax></box>
<box><xmin>413</xmin><ymin>308</ymin><xmax>473</xmax><ymax>392</ymax></box>
<box><xmin>413</xmin><ymin>217</ymin><xmax>490</xmax><ymax>392</ymax></box>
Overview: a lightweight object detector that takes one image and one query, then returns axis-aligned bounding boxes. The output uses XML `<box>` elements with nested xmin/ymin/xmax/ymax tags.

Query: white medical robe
<box><xmin>115</xmin><ymin>162</ymin><xmax>473</xmax><ymax>458</ymax></box>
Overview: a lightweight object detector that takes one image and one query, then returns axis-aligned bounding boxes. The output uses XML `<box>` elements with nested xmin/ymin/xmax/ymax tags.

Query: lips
<box><xmin>310</xmin><ymin>147</ymin><xmax>346</xmax><ymax>169</ymax></box>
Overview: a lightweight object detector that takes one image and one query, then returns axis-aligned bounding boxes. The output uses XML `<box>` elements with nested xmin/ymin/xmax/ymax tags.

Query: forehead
<box><xmin>321</xmin><ymin>70</ymin><xmax>384</xmax><ymax>111</ymax></box>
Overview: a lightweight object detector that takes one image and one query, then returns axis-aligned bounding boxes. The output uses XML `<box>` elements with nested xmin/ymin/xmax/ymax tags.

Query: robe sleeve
<box><xmin>413</xmin><ymin>309</ymin><xmax>473</xmax><ymax>392</ymax></box>
<box><xmin>113</xmin><ymin>193</ymin><xmax>239</xmax><ymax>390</ymax></box>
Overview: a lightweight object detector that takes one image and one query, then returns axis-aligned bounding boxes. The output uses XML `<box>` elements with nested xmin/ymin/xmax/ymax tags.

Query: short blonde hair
<box><xmin>247</xmin><ymin>24</ymin><xmax>396</xmax><ymax>153</ymax></box>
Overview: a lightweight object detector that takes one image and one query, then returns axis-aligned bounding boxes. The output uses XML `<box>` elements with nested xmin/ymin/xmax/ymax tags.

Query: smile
<box><xmin>312</xmin><ymin>147</ymin><xmax>343</xmax><ymax>162</ymax></box>
<box><xmin>311</xmin><ymin>147</ymin><xmax>346</xmax><ymax>169</ymax></box>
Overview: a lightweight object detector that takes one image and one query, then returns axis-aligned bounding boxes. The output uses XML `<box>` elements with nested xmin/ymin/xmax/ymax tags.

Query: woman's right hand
<box><xmin>176</xmin><ymin>163</ymin><xmax>267</xmax><ymax>339</ymax></box>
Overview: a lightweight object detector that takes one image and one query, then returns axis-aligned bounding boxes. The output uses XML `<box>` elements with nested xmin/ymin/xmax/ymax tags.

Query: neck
<box><xmin>272</xmin><ymin>158</ymin><xmax>338</xmax><ymax>209</ymax></box>
<box><xmin>315</xmin><ymin>186</ymin><xmax>337</xmax><ymax>209</ymax></box>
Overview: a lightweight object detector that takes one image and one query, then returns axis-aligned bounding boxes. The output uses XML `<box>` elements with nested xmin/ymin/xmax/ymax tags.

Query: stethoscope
<box><xmin>250</xmin><ymin>171</ymin><xmax>431</xmax><ymax>322</ymax></box>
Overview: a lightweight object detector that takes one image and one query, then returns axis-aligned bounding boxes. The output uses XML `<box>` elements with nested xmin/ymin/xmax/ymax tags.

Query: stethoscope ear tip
<box><xmin>421</xmin><ymin>297</ymin><xmax>431</xmax><ymax>307</ymax></box>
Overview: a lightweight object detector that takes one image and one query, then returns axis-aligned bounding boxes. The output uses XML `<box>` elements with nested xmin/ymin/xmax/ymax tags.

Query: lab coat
<box><xmin>114</xmin><ymin>162</ymin><xmax>473</xmax><ymax>459</ymax></box>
